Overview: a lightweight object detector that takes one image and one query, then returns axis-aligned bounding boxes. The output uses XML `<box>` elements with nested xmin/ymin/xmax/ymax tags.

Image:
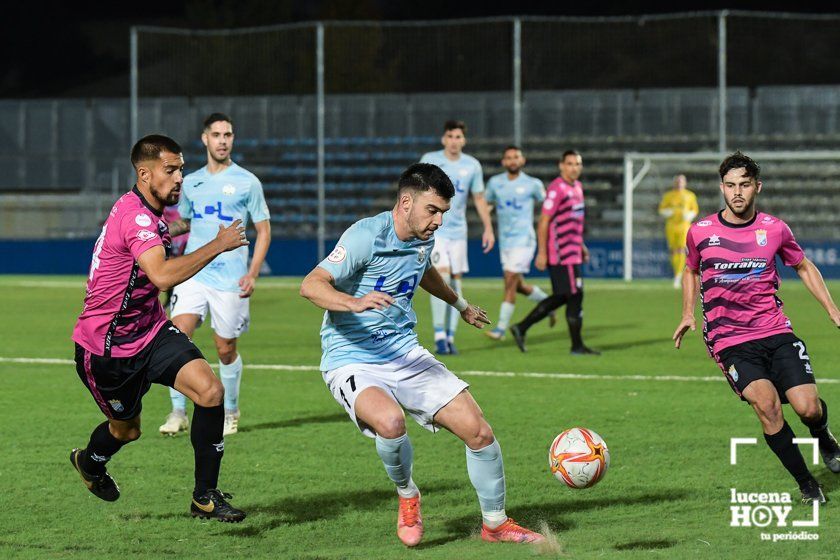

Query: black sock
<box><xmin>518</xmin><ymin>294</ymin><xmax>566</xmax><ymax>333</ymax></box>
<box><xmin>764</xmin><ymin>421</ymin><xmax>815</xmax><ymax>487</ymax></box>
<box><xmin>802</xmin><ymin>399</ymin><xmax>838</xmax><ymax>452</ymax></box>
<box><xmin>191</xmin><ymin>404</ymin><xmax>225</xmax><ymax>499</ymax></box>
<box><xmin>82</xmin><ymin>421</ymin><xmax>128</xmax><ymax>475</ymax></box>
<box><xmin>567</xmin><ymin>316</ymin><xmax>584</xmax><ymax>349</ymax></box>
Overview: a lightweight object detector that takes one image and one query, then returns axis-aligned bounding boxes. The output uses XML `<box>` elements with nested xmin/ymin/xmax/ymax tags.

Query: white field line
<box><xmin>1</xmin><ymin>356</ymin><xmax>837</xmax><ymax>384</ymax></box>
<box><xmin>0</xmin><ymin>278</ymin><xmax>695</xmax><ymax>292</ymax></box>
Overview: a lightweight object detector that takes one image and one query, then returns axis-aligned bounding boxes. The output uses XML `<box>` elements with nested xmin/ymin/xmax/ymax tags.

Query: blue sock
<box><xmin>375</xmin><ymin>433</ymin><xmax>419</xmax><ymax>498</ymax></box>
<box><xmin>466</xmin><ymin>439</ymin><xmax>507</xmax><ymax>527</ymax></box>
<box><xmin>169</xmin><ymin>387</ymin><xmax>187</xmax><ymax>413</ymax></box>
<box><xmin>220</xmin><ymin>354</ymin><xmax>243</xmax><ymax>413</ymax></box>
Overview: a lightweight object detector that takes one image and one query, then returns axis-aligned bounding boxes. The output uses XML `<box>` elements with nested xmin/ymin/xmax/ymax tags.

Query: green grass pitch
<box><xmin>1</xmin><ymin>275</ymin><xmax>839</xmax><ymax>559</ymax></box>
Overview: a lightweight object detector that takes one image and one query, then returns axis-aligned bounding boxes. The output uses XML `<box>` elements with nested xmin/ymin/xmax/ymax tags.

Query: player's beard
<box><xmin>724</xmin><ymin>195</ymin><xmax>756</xmax><ymax>219</ymax></box>
<box><xmin>151</xmin><ymin>184</ymin><xmax>180</xmax><ymax>206</ymax></box>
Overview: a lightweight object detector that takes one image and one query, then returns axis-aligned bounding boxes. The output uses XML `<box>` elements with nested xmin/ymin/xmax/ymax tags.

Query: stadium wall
<box><xmin>3</xmin><ymin>238</ymin><xmax>839</xmax><ymax>279</ymax></box>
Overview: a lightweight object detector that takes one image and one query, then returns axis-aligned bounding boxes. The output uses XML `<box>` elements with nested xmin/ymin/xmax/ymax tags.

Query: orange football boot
<box><xmin>481</xmin><ymin>518</ymin><xmax>545</xmax><ymax>543</ymax></box>
<box><xmin>396</xmin><ymin>493</ymin><xmax>423</xmax><ymax>547</ymax></box>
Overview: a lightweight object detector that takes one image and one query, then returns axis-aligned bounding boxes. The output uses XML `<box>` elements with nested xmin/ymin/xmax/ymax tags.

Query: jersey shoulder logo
<box><xmin>755</xmin><ymin>229</ymin><xmax>768</xmax><ymax>247</ymax></box>
<box><xmin>135</xmin><ymin>213</ymin><xmax>152</xmax><ymax>227</ymax></box>
<box><xmin>328</xmin><ymin>245</ymin><xmax>346</xmax><ymax>263</ymax></box>
<box><xmin>137</xmin><ymin>229</ymin><xmax>156</xmax><ymax>241</ymax></box>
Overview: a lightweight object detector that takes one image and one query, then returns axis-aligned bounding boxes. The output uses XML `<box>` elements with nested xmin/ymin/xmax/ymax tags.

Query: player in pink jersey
<box><xmin>673</xmin><ymin>151</ymin><xmax>840</xmax><ymax>504</ymax></box>
<box><xmin>510</xmin><ymin>150</ymin><xmax>598</xmax><ymax>355</ymax></box>
<box><xmin>70</xmin><ymin>135</ymin><xmax>250</xmax><ymax>521</ymax></box>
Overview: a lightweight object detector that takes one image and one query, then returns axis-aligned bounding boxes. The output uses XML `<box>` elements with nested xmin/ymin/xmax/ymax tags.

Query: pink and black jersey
<box><xmin>541</xmin><ymin>177</ymin><xmax>585</xmax><ymax>266</ymax></box>
<box><xmin>686</xmin><ymin>211</ymin><xmax>805</xmax><ymax>358</ymax></box>
<box><xmin>72</xmin><ymin>187</ymin><xmax>171</xmax><ymax>358</ymax></box>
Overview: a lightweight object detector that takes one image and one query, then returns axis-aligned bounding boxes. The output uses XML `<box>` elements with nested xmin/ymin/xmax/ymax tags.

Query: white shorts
<box><xmin>500</xmin><ymin>245</ymin><xmax>536</xmax><ymax>274</ymax></box>
<box><xmin>170</xmin><ymin>276</ymin><xmax>250</xmax><ymax>339</ymax></box>
<box><xmin>431</xmin><ymin>237</ymin><xmax>469</xmax><ymax>275</ymax></box>
<box><xmin>322</xmin><ymin>346</ymin><xmax>469</xmax><ymax>438</ymax></box>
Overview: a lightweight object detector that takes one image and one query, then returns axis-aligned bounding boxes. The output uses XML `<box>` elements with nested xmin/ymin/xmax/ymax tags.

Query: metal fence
<box><xmin>2</xmin><ymin>12</ymin><xmax>840</xmax><ymax>254</ymax></box>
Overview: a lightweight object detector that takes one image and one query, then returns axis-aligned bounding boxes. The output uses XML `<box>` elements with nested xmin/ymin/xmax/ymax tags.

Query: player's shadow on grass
<box><xmin>236</xmin><ymin>413</ymin><xmax>348</xmax><ymax>433</ymax></box>
<box><xmin>222</xmin><ymin>482</ymin><xmax>463</xmax><ymax>538</ymax></box>
<box><xmin>415</xmin><ymin>489</ymin><xmax>690</xmax><ymax>549</ymax></box>
<box><xmin>614</xmin><ymin>539</ymin><xmax>676</xmax><ymax>551</ymax></box>
<box><xmin>816</xmin><ymin>470</ymin><xmax>840</xmax><ymax>495</ymax></box>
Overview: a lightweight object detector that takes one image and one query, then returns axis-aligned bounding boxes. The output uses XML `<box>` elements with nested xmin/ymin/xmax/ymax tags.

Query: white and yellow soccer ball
<box><xmin>549</xmin><ymin>428</ymin><xmax>610</xmax><ymax>489</ymax></box>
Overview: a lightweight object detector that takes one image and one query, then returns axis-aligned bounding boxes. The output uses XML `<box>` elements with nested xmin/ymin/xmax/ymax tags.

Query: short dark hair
<box><xmin>561</xmin><ymin>149</ymin><xmax>580</xmax><ymax>162</ymax></box>
<box><xmin>398</xmin><ymin>163</ymin><xmax>455</xmax><ymax>200</ymax></box>
<box><xmin>443</xmin><ymin>120</ymin><xmax>466</xmax><ymax>134</ymax></box>
<box><xmin>204</xmin><ymin>112</ymin><xmax>233</xmax><ymax>130</ymax></box>
<box><xmin>130</xmin><ymin>134</ymin><xmax>182</xmax><ymax>169</ymax></box>
<box><xmin>503</xmin><ymin>145</ymin><xmax>522</xmax><ymax>155</ymax></box>
<box><xmin>719</xmin><ymin>151</ymin><xmax>760</xmax><ymax>181</ymax></box>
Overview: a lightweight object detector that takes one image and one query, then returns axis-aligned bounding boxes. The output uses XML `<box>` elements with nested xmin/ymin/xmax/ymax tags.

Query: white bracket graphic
<box><xmin>730</xmin><ymin>438</ymin><xmax>757</xmax><ymax>465</ymax></box>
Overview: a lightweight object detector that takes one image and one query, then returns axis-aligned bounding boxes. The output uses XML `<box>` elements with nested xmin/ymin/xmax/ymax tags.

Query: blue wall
<box><xmin>2</xmin><ymin>238</ymin><xmax>840</xmax><ymax>279</ymax></box>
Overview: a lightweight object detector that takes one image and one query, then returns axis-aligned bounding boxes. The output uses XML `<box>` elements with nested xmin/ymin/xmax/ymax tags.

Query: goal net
<box><xmin>623</xmin><ymin>151</ymin><xmax>840</xmax><ymax>280</ymax></box>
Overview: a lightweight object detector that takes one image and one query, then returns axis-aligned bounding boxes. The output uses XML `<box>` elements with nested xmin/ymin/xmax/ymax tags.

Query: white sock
<box><xmin>220</xmin><ymin>354</ymin><xmax>243</xmax><ymax>412</ymax></box>
<box><xmin>465</xmin><ymin>439</ymin><xmax>507</xmax><ymax>528</ymax></box>
<box><xmin>497</xmin><ymin>301</ymin><xmax>515</xmax><ymax>331</ymax></box>
<box><xmin>169</xmin><ymin>388</ymin><xmax>187</xmax><ymax>413</ymax></box>
<box><xmin>527</xmin><ymin>285</ymin><xmax>549</xmax><ymax>302</ymax></box>
<box><xmin>431</xmin><ymin>271</ymin><xmax>451</xmax><ymax>339</ymax></box>
<box><xmin>447</xmin><ymin>277</ymin><xmax>462</xmax><ymax>341</ymax></box>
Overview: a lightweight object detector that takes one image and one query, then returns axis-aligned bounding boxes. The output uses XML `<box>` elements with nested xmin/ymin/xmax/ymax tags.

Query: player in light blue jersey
<box><xmin>300</xmin><ymin>163</ymin><xmax>544</xmax><ymax>547</ymax></box>
<box><xmin>420</xmin><ymin>120</ymin><xmax>494</xmax><ymax>355</ymax></box>
<box><xmin>484</xmin><ymin>146</ymin><xmax>555</xmax><ymax>340</ymax></box>
<box><xmin>160</xmin><ymin>113</ymin><xmax>271</xmax><ymax>437</ymax></box>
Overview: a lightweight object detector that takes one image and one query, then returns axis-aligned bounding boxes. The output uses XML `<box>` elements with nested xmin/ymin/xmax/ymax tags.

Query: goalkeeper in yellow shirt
<box><xmin>658</xmin><ymin>174</ymin><xmax>698</xmax><ymax>288</ymax></box>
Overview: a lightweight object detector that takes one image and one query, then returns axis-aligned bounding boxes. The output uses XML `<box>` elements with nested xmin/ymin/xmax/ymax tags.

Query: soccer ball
<box><xmin>549</xmin><ymin>428</ymin><xmax>610</xmax><ymax>489</ymax></box>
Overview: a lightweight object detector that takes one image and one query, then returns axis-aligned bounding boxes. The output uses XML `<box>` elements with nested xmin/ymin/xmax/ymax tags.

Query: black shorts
<box><xmin>74</xmin><ymin>321</ymin><xmax>204</xmax><ymax>420</ymax></box>
<box><xmin>717</xmin><ymin>333</ymin><xmax>815</xmax><ymax>404</ymax></box>
<box><xmin>549</xmin><ymin>263</ymin><xmax>583</xmax><ymax>297</ymax></box>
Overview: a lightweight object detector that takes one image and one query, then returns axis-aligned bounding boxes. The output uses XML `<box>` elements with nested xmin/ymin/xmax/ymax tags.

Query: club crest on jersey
<box><xmin>108</xmin><ymin>399</ymin><xmax>124</xmax><ymax>412</ymax></box>
<box><xmin>459</xmin><ymin>168</ymin><xmax>469</xmax><ymax>177</ymax></box>
<box><xmin>728</xmin><ymin>365</ymin><xmax>739</xmax><ymax>383</ymax></box>
<box><xmin>755</xmin><ymin>229</ymin><xmax>767</xmax><ymax>247</ymax></box>
<box><xmin>417</xmin><ymin>246</ymin><xmax>427</xmax><ymax>264</ymax></box>
<box><xmin>708</xmin><ymin>234</ymin><xmax>721</xmax><ymax>247</ymax></box>
<box><xmin>222</xmin><ymin>184</ymin><xmax>236</xmax><ymax>196</ymax></box>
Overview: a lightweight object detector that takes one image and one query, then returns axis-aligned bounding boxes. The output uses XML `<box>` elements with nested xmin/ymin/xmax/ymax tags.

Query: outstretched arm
<box><xmin>299</xmin><ymin>266</ymin><xmax>394</xmax><ymax>313</ymax></box>
<box><xmin>471</xmin><ymin>192</ymin><xmax>495</xmax><ymax>253</ymax></box>
<box><xmin>793</xmin><ymin>257</ymin><xmax>840</xmax><ymax>328</ymax></box>
<box><xmin>420</xmin><ymin>266</ymin><xmax>489</xmax><ymax>328</ymax></box>
<box><xmin>673</xmin><ymin>268</ymin><xmax>700</xmax><ymax>348</ymax></box>
<box><xmin>138</xmin><ymin>220</ymin><xmax>247</xmax><ymax>292</ymax></box>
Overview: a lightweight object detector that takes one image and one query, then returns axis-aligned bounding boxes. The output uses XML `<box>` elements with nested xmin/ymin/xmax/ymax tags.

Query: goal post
<box><xmin>623</xmin><ymin>150</ymin><xmax>840</xmax><ymax>281</ymax></box>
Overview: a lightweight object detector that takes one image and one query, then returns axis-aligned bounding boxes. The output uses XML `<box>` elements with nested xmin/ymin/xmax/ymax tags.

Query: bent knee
<box><xmin>112</xmin><ymin>426</ymin><xmax>141</xmax><ymax>442</ymax></box>
<box><xmin>465</xmin><ymin>423</ymin><xmax>495</xmax><ymax>450</ymax></box>
<box><xmin>798</xmin><ymin>401</ymin><xmax>823</xmax><ymax>424</ymax></box>
<box><xmin>753</xmin><ymin>399</ymin><xmax>783</xmax><ymax>423</ymax></box>
<box><xmin>195</xmin><ymin>379</ymin><xmax>225</xmax><ymax>407</ymax></box>
<box><xmin>375</xmin><ymin>415</ymin><xmax>407</xmax><ymax>439</ymax></box>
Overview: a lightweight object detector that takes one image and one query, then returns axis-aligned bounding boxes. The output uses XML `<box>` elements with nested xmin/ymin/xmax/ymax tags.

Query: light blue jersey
<box><xmin>318</xmin><ymin>211</ymin><xmax>434</xmax><ymax>371</ymax></box>
<box><xmin>179</xmin><ymin>162</ymin><xmax>270</xmax><ymax>292</ymax></box>
<box><xmin>419</xmin><ymin>150</ymin><xmax>484</xmax><ymax>240</ymax></box>
<box><xmin>485</xmin><ymin>172</ymin><xmax>546</xmax><ymax>250</ymax></box>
